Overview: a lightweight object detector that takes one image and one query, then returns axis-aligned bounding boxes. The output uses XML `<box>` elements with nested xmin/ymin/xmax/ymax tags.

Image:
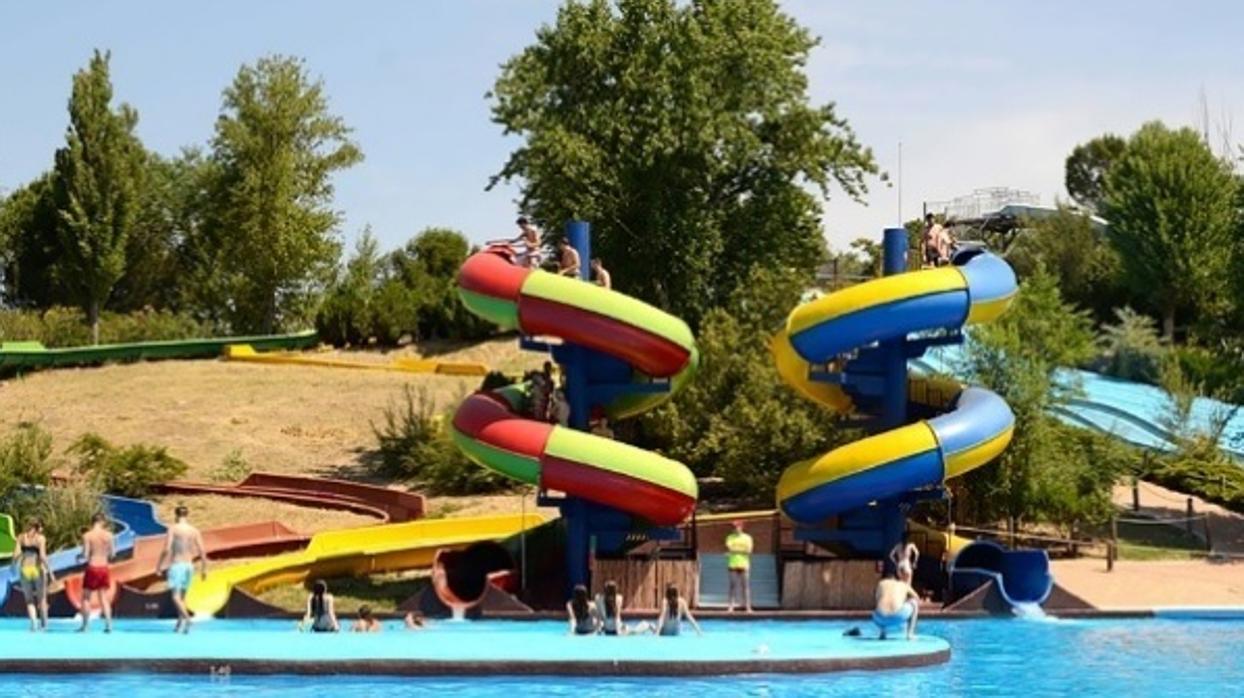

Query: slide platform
<box><xmin>772</xmin><ymin>251</ymin><xmax>1018</xmax><ymax>523</ymax></box>
<box><xmin>453</xmin><ymin>247</ymin><xmax>698</xmax><ymax>526</ymax></box>
<box><xmin>185</xmin><ymin>513</ymin><xmax>545</xmax><ymax>617</ymax></box>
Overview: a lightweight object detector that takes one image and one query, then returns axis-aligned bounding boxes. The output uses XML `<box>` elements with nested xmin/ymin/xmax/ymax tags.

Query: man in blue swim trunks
<box><xmin>872</xmin><ymin>572</ymin><xmax>920</xmax><ymax>640</ymax></box>
<box><xmin>156</xmin><ymin>505</ymin><xmax>208</xmax><ymax>633</ymax></box>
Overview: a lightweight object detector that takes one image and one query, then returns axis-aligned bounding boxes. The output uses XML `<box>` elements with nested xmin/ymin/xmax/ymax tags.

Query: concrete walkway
<box><xmin>1051</xmin><ymin>558</ymin><xmax>1244</xmax><ymax>608</ymax></box>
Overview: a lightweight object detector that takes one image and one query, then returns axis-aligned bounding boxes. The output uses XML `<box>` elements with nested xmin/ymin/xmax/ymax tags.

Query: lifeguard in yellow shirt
<box><xmin>725</xmin><ymin>520</ymin><xmax>753</xmax><ymax>613</ymax></box>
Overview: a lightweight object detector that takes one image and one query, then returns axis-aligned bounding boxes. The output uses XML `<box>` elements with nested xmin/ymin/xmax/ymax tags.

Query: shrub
<box><xmin>211</xmin><ymin>449</ymin><xmax>252</xmax><ymax>483</ymax></box>
<box><xmin>0</xmin><ymin>423</ymin><xmax>58</xmax><ymax>496</ymax></box>
<box><xmin>1096</xmin><ymin>306</ymin><xmax>1165</xmax><ymax>382</ymax></box>
<box><xmin>0</xmin><ymin>306</ymin><xmax>208</xmax><ymax>347</ymax></box>
<box><xmin>69</xmin><ymin>433</ymin><xmax>188</xmax><ymax>498</ymax></box>
<box><xmin>6</xmin><ymin>483</ymin><xmax>105</xmax><ymax>551</ymax></box>
<box><xmin>371</xmin><ymin>385</ymin><xmax>510</xmax><ymax>495</ymax></box>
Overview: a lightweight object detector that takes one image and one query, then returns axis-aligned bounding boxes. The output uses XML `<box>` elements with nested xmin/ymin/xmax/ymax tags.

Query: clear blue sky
<box><xmin>3</xmin><ymin>1</ymin><xmax>1242</xmax><ymax>252</ymax></box>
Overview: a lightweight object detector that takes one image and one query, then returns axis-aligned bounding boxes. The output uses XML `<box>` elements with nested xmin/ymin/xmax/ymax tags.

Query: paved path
<box><xmin>1051</xmin><ymin>558</ymin><xmax>1244</xmax><ymax>608</ymax></box>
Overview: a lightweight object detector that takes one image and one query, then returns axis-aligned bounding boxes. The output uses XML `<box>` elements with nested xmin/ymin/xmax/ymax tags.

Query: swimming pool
<box><xmin>0</xmin><ymin>617</ymin><xmax>1239</xmax><ymax>697</ymax></box>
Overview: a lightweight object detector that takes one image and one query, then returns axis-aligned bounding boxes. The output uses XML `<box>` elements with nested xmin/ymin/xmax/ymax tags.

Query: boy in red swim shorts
<box><xmin>78</xmin><ymin>512</ymin><xmax>115</xmax><ymax>633</ymax></box>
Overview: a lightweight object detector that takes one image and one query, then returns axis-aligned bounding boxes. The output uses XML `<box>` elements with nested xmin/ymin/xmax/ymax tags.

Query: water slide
<box><xmin>771</xmin><ymin>251</ymin><xmax>1019</xmax><ymax>522</ymax></box>
<box><xmin>948</xmin><ymin>540</ymin><xmax>1054</xmax><ymax>616</ymax></box>
<box><xmin>185</xmin><ymin>513</ymin><xmax>545</xmax><ymax>617</ymax></box>
<box><xmin>156</xmin><ymin>472</ymin><xmax>427</xmax><ymax>522</ymax></box>
<box><xmin>452</xmin><ymin>247</ymin><xmax>698</xmax><ymax>526</ymax></box>
<box><xmin>913</xmin><ymin>346</ymin><xmax>1244</xmax><ymax>458</ymax></box>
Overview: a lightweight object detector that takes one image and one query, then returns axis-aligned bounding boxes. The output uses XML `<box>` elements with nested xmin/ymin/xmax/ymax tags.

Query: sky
<box><xmin>2</xmin><ymin>1</ymin><xmax>1243</xmax><ymax>253</ymax></box>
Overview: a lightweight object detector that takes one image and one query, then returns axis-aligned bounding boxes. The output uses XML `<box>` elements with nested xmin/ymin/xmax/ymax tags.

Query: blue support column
<box><xmin>561</xmin><ymin>220</ymin><xmax>593</xmax><ymax>591</ymax></box>
<box><xmin>878</xmin><ymin>226</ymin><xmax>911</xmax><ymax>571</ymax></box>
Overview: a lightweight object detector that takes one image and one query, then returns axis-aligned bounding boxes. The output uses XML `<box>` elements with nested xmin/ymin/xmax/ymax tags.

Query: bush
<box><xmin>6</xmin><ymin>483</ymin><xmax>105</xmax><ymax>551</ymax></box>
<box><xmin>69</xmin><ymin>433</ymin><xmax>188</xmax><ymax>498</ymax></box>
<box><xmin>1095</xmin><ymin>306</ymin><xmax>1165</xmax><ymax>383</ymax></box>
<box><xmin>211</xmin><ymin>449</ymin><xmax>252</xmax><ymax>483</ymax></box>
<box><xmin>370</xmin><ymin>385</ymin><xmax>510</xmax><ymax>495</ymax></box>
<box><xmin>0</xmin><ymin>423</ymin><xmax>58</xmax><ymax>496</ymax></box>
<box><xmin>0</xmin><ymin>306</ymin><xmax>208</xmax><ymax>347</ymax></box>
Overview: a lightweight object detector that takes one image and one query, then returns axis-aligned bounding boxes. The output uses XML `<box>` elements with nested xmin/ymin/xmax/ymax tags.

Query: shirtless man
<box><xmin>78</xmin><ymin>512</ymin><xmax>115</xmax><ymax>633</ymax></box>
<box><xmin>872</xmin><ymin>572</ymin><xmax>920</xmax><ymax>640</ymax></box>
<box><xmin>491</xmin><ymin>217</ymin><xmax>542</xmax><ymax>268</ymax></box>
<box><xmin>156</xmin><ymin>505</ymin><xmax>209</xmax><ymax>633</ymax></box>
<box><xmin>557</xmin><ymin>239</ymin><xmax>581</xmax><ymax>277</ymax></box>
<box><xmin>590</xmin><ymin>258</ymin><xmax>611</xmax><ymax>289</ymax></box>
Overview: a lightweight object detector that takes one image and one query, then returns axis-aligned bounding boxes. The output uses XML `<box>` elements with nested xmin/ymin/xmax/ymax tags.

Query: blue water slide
<box><xmin>912</xmin><ymin>346</ymin><xmax>1244</xmax><ymax>458</ymax></box>
<box><xmin>948</xmin><ymin>540</ymin><xmax>1053</xmax><ymax>610</ymax></box>
<box><xmin>0</xmin><ymin>494</ymin><xmax>155</xmax><ymax>610</ymax></box>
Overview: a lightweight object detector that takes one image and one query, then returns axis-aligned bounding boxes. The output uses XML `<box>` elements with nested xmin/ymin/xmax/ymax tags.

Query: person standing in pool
<box><xmin>350</xmin><ymin>604</ymin><xmax>382</xmax><ymax>632</ymax></box>
<box><xmin>78</xmin><ymin>512</ymin><xmax>115</xmax><ymax>633</ymax></box>
<box><xmin>725</xmin><ymin>520</ymin><xmax>754</xmax><ymax>613</ymax></box>
<box><xmin>566</xmin><ymin>584</ymin><xmax>601</xmax><ymax>635</ymax></box>
<box><xmin>156</xmin><ymin>505</ymin><xmax>209</xmax><ymax>633</ymax></box>
<box><xmin>300</xmin><ymin>579</ymin><xmax>340</xmax><ymax>632</ymax></box>
<box><xmin>14</xmin><ymin>518</ymin><xmax>54</xmax><ymax>631</ymax></box>
<box><xmin>654</xmin><ymin>584</ymin><xmax>702</xmax><ymax>637</ymax></box>
<box><xmin>872</xmin><ymin>572</ymin><xmax>920</xmax><ymax>640</ymax></box>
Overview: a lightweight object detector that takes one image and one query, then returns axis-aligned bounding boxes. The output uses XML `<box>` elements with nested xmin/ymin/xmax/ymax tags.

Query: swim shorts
<box><xmin>167</xmin><ymin>561</ymin><xmax>195</xmax><ymax>592</ymax></box>
<box><xmin>872</xmin><ymin>600</ymin><xmax>916</xmax><ymax>630</ymax></box>
<box><xmin>18</xmin><ymin>564</ymin><xmax>45</xmax><ymax>597</ymax></box>
<box><xmin>83</xmin><ymin>564</ymin><xmax>111</xmax><ymax>592</ymax></box>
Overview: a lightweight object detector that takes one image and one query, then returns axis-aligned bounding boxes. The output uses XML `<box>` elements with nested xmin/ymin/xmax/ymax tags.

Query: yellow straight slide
<box><xmin>186</xmin><ymin>513</ymin><xmax>546</xmax><ymax>616</ymax></box>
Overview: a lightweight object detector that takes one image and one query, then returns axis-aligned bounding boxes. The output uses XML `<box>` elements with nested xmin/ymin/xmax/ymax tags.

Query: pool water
<box><xmin>1</xmin><ymin>617</ymin><xmax>1241</xmax><ymax>697</ymax></box>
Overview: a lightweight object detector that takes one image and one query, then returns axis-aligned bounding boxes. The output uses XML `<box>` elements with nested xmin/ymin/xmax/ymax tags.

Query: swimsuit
<box><xmin>83</xmin><ymin>564</ymin><xmax>111</xmax><ymax>592</ymax></box>
<box><xmin>17</xmin><ymin>545</ymin><xmax>45</xmax><ymax>598</ymax></box>
<box><xmin>872</xmin><ymin>600</ymin><xmax>916</xmax><ymax>630</ymax></box>
<box><xmin>167</xmin><ymin>561</ymin><xmax>194</xmax><ymax>592</ymax></box>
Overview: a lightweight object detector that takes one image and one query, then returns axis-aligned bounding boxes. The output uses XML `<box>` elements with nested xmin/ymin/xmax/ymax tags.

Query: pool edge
<box><xmin>0</xmin><ymin>648</ymin><xmax>951</xmax><ymax>677</ymax></box>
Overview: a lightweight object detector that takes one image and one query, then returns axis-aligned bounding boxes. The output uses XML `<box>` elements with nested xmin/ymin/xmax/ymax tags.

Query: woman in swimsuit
<box><xmin>566</xmin><ymin>584</ymin><xmax>601</xmax><ymax>635</ymax></box>
<box><xmin>14</xmin><ymin>519</ymin><xmax>53</xmax><ymax>632</ymax></box>
<box><xmin>595</xmin><ymin>580</ymin><xmax>626</xmax><ymax>636</ymax></box>
<box><xmin>654</xmin><ymin>584</ymin><xmax>702</xmax><ymax>637</ymax></box>
<box><xmin>300</xmin><ymin>579</ymin><xmax>339</xmax><ymax>632</ymax></box>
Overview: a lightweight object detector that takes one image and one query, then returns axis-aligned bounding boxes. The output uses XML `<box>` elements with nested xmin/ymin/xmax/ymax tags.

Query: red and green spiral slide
<box><xmin>453</xmin><ymin>247</ymin><xmax>699</xmax><ymax>525</ymax></box>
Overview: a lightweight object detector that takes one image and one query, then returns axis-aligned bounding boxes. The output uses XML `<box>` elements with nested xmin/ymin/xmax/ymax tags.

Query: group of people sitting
<box><xmin>566</xmin><ymin>581</ymin><xmax>701</xmax><ymax>637</ymax></box>
<box><xmin>491</xmin><ymin>217</ymin><xmax>612</xmax><ymax>288</ymax></box>
<box><xmin>12</xmin><ymin>505</ymin><xmax>209</xmax><ymax>634</ymax></box>
<box><xmin>296</xmin><ymin>578</ymin><xmax>427</xmax><ymax>633</ymax></box>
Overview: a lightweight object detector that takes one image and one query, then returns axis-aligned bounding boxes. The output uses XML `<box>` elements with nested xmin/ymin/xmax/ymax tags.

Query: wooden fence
<box><xmin>591</xmin><ymin>559</ymin><xmax>699</xmax><ymax>610</ymax></box>
<box><xmin>781</xmin><ymin>560</ymin><xmax>879</xmax><ymax>610</ymax></box>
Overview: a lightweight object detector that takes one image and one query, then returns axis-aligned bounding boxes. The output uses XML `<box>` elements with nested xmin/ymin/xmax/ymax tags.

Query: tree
<box><xmin>489</xmin><ymin>0</ymin><xmax>880</xmax><ymax>328</ymax></box>
<box><xmin>0</xmin><ymin>174</ymin><xmax>62</xmax><ymax>307</ymax></box>
<box><xmin>955</xmin><ymin>267</ymin><xmax>1103</xmax><ymax>531</ymax></box>
<box><xmin>1096</xmin><ymin>306</ymin><xmax>1165</xmax><ymax>383</ymax></box>
<box><xmin>206</xmin><ymin>55</ymin><xmax>362</xmax><ymax>333</ymax></box>
<box><xmin>637</xmin><ymin>266</ymin><xmax>851</xmax><ymax>499</ymax></box>
<box><xmin>389</xmin><ymin>228</ymin><xmax>488</xmax><ymax>341</ymax></box>
<box><xmin>1006</xmin><ymin>206</ymin><xmax>1124</xmax><ymax>322</ymax></box>
<box><xmin>1064</xmin><ymin>134</ymin><xmax>1126</xmax><ymax>212</ymax></box>
<box><xmin>51</xmin><ymin>50</ymin><xmax>146</xmax><ymax>343</ymax></box>
<box><xmin>1102</xmin><ymin>122</ymin><xmax>1238</xmax><ymax>339</ymax></box>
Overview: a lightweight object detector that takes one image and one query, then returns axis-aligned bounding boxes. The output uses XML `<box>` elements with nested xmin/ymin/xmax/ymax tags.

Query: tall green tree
<box><xmin>0</xmin><ymin>174</ymin><xmax>62</xmax><ymax>306</ymax></box>
<box><xmin>1102</xmin><ymin>122</ymin><xmax>1237</xmax><ymax>339</ymax></box>
<box><xmin>955</xmin><ymin>267</ymin><xmax>1105</xmax><ymax>531</ymax></box>
<box><xmin>1006</xmin><ymin>206</ymin><xmax>1124</xmax><ymax>322</ymax></box>
<box><xmin>51</xmin><ymin>50</ymin><xmax>146</xmax><ymax>343</ymax></box>
<box><xmin>206</xmin><ymin>55</ymin><xmax>362</xmax><ymax>333</ymax></box>
<box><xmin>489</xmin><ymin>0</ymin><xmax>880</xmax><ymax>327</ymax></box>
<box><xmin>1064</xmin><ymin>134</ymin><xmax>1126</xmax><ymax>212</ymax></box>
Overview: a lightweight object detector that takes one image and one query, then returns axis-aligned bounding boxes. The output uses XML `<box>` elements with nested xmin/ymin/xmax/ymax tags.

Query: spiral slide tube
<box><xmin>772</xmin><ymin>251</ymin><xmax>1018</xmax><ymax>523</ymax></box>
<box><xmin>453</xmin><ymin>248</ymin><xmax>698</xmax><ymax>526</ymax></box>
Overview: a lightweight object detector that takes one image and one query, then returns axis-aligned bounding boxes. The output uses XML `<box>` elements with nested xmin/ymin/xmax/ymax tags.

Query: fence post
<box><xmin>1186</xmin><ymin>498</ymin><xmax>1195</xmax><ymax>534</ymax></box>
<box><xmin>1132</xmin><ymin>477</ymin><xmax>1140</xmax><ymax>512</ymax></box>
<box><xmin>1107</xmin><ymin>515</ymin><xmax>1118</xmax><ymax>572</ymax></box>
<box><xmin>1203</xmin><ymin>515</ymin><xmax>1213</xmax><ymax>554</ymax></box>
